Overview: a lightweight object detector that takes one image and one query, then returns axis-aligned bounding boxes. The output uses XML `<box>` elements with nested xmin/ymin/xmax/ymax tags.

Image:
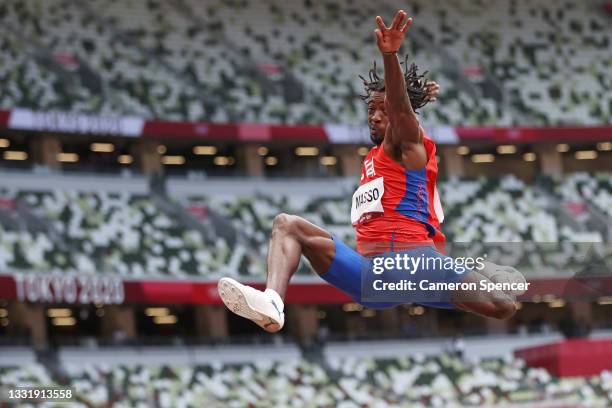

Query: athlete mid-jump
<box><xmin>218</xmin><ymin>10</ymin><xmax>522</xmax><ymax>332</ymax></box>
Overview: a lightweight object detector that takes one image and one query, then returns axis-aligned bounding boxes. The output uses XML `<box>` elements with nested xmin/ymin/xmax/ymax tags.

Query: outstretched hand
<box><xmin>374</xmin><ymin>10</ymin><xmax>412</xmax><ymax>54</ymax></box>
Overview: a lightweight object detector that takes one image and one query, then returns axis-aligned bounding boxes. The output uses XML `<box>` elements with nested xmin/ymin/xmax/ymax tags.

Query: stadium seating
<box><xmin>173</xmin><ymin>0</ymin><xmax>506</xmax><ymax>125</ymax></box>
<box><xmin>410</xmin><ymin>0</ymin><xmax>612</xmax><ymax>125</ymax></box>
<box><xmin>87</xmin><ymin>0</ymin><xmax>311</xmax><ymax>124</ymax></box>
<box><xmin>0</xmin><ymin>0</ymin><xmax>609</xmax><ymax>125</ymax></box>
<box><xmin>1</xmin><ymin>355</ymin><xmax>611</xmax><ymax>406</ymax></box>
<box><xmin>556</xmin><ymin>172</ymin><xmax>612</xmax><ymax>218</ymax></box>
<box><xmin>0</xmin><ymin>0</ymin><xmax>213</xmax><ymax>120</ymax></box>
<box><xmin>186</xmin><ymin>175</ymin><xmax>607</xmax><ymax>277</ymax></box>
<box><xmin>184</xmin><ymin>192</ymin><xmax>354</xmax><ymax>253</ymax></box>
<box><xmin>0</xmin><ymin>188</ymin><xmax>258</xmax><ymax>278</ymax></box>
<box><xmin>433</xmin><ymin>175</ymin><xmax>605</xmax><ymax>275</ymax></box>
<box><xmin>0</xmin><ymin>34</ymin><xmax>71</xmax><ymax>112</ymax></box>
<box><xmin>441</xmin><ymin>175</ymin><xmax>603</xmax><ymax>243</ymax></box>
<box><xmin>0</xmin><ymin>173</ymin><xmax>609</xmax><ymax>279</ymax></box>
<box><xmin>168</xmin><ymin>192</ymin><xmax>353</xmax><ymax>277</ymax></box>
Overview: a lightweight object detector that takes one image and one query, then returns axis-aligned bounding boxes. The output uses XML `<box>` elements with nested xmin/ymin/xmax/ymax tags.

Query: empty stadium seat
<box><xmin>1</xmin><ymin>355</ymin><xmax>610</xmax><ymax>406</ymax></box>
<box><xmin>1</xmin><ymin>0</ymin><xmax>609</xmax><ymax>124</ymax></box>
<box><xmin>0</xmin><ymin>173</ymin><xmax>609</xmax><ymax>279</ymax></box>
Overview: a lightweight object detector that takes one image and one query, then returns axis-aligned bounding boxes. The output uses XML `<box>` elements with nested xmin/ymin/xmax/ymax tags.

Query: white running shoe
<box><xmin>482</xmin><ymin>261</ymin><xmax>528</xmax><ymax>296</ymax></box>
<box><xmin>217</xmin><ymin>277</ymin><xmax>285</xmax><ymax>333</ymax></box>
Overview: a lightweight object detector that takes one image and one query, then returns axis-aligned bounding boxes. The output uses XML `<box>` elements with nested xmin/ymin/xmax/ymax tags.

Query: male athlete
<box><xmin>218</xmin><ymin>10</ymin><xmax>522</xmax><ymax>332</ymax></box>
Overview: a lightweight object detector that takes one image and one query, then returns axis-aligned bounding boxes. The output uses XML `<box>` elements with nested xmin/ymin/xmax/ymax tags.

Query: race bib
<box><xmin>351</xmin><ymin>177</ymin><xmax>385</xmax><ymax>226</ymax></box>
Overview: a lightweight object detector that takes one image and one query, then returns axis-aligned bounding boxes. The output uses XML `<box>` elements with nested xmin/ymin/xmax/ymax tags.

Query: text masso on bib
<box><xmin>351</xmin><ymin>177</ymin><xmax>385</xmax><ymax>226</ymax></box>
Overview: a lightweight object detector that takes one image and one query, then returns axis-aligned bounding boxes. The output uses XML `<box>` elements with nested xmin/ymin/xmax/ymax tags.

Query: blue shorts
<box><xmin>320</xmin><ymin>237</ymin><xmax>472</xmax><ymax>310</ymax></box>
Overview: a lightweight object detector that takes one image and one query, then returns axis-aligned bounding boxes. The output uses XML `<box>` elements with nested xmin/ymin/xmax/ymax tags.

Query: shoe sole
<box><xmin>217</xmin><ymin>278</ymin><xmax>281</xmax><ymax>333</ymax></box>
<box><xmin>484</xmin><ymin>263</ymin><xmax>527</xmax><ymax>296</ymax></box>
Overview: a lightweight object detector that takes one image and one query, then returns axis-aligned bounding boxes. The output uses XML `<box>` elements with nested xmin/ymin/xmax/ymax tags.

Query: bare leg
<box><xmin>217</xmin><ymin>213</ymin><xmax>335</xmax><ymax>332</ymax></box>
<box><xmin>265</xmin><ymin>215</ymin><xmax>517</xmax><ymax>318</ymax></box>
<box><xmin>226</xmin><ymin>212</ymin><xmax>516</xmax><ymax>323</ymax></box>
<box><xmin>265</xmin><ymin>213</ymin><xmax>336</xmax><ymax>299</ymax></box>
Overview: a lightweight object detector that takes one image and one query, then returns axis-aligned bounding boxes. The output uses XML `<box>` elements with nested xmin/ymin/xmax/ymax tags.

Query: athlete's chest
<box><xmin>359</xmin><ymin>148</ymin><xmax>407</xmax><ymax>187</ymax></box>
<box><xmin>352</xmin><ymin>150</ymin><xmax>403</xmax><ymax>226</ymax></box>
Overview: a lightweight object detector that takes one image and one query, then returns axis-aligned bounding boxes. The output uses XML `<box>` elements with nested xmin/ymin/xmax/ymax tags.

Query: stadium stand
<box><xmin>1</xmin><ymin>0</ymin><xmax>610</xmax><ymax>125</ymax></box>
<box><xmin>410</xmin><ymin>0</ymin><xmax>612</xmax><ymax>125</ymax></box>
<box><xmin>182</xmin><ymin>175</ymin><xmax>608</xmax><ymax>277</ymax></box>
<box><xmin>556</xmin><ymin>172</ymin><xmax>612</xmax><ymax>218</ymax></box>
<box><xmin>1</xmin><ymin>355</ymin><xmax>611</xmax><ymax>406</ymax></box>
<box><xmin>184</xmin><ymin>192</ymin><xmax>354</xmax><ymax>256</ymax></box>
<box><xmin>0</xmin><ymin>2</ymin><xmax>610</xmax><ymax>407</ymax></box>
<box><xmin>0</xmin><ymin>173</ymin><xmax>609</xmax><ymax>279</ymax></box>
<box><xmin>0</xmin><ymin>188</ymin><xmax>260</xmax><ymax>278</ymax></box>
<box><xmin>0</xmin><ymin>34</ymin><xmax>72</xmax><ymax>112</ymax></box>
<box><xmin>441</xmin><ymin>175</ymin><xmax>603</xmax><ymax>243</ymax></box>
<box><xmin>0</xmin><ymin>0</ymin><xmax>211</xmax><ymax>120</ymax></box>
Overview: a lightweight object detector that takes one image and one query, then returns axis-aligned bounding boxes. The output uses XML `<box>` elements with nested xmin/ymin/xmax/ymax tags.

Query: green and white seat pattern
<box><xmin>1</xmin><ymin>355</ymin><xmax>611</xmax><ymax>407</ymax></box>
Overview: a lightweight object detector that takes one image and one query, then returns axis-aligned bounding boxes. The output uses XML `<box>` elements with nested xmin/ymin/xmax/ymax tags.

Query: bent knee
<box><xmin>272</xmin><ymin>213</ymin><xmax>301</xmax><ymax>234</ymax></box>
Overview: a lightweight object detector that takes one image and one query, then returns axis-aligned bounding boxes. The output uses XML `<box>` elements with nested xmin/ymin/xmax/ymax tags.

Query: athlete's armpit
<box><xmin>383</xmin><ymin>125</ymin><xmax>427</xmax><ymax>170</ymax></box>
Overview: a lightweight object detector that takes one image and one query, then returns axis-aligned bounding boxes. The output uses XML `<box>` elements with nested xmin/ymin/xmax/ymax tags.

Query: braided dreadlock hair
<box><xmin>359</xmin><ymin>55</ymin><xmax>431</xmax><ymax>112</ymax></box>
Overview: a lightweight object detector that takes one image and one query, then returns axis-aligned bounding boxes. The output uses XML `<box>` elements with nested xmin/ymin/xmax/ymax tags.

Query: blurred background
<box><xmin>0</xmin><ymin>0</ymin><xmax>611</xmax><ymax>406</ymax></box>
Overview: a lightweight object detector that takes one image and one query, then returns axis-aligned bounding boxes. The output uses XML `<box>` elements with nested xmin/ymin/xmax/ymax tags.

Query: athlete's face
<box><xmin>367</xmin><ymin>91</ymin><xmax>388</xmax><ymax>145</ymax></box>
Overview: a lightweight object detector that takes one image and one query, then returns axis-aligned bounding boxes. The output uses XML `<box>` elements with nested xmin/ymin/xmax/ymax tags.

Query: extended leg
<box><xmin>265</xmin><ymin>213</ymin><xmax>336</xmax><ymax>299</ymax></box>
<box><xmin>218</xmin><ymin>213</ymin><xmax>336</xmax><ymax>332</ymax></box>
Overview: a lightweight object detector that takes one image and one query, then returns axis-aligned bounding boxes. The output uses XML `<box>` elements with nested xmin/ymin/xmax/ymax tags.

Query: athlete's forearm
<box><xmin>382</xmin><ymin>52</ymin><xmax>412</xmax><ymax>112</ymax></box>
<box><xmin>381</xmin><ymin>52</ymin><xmax>420</xmax><ymax>144</ymax></box>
